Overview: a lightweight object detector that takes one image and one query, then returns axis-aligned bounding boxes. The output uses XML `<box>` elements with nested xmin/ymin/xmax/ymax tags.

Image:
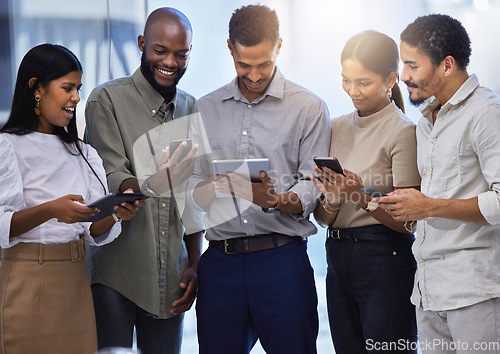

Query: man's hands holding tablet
<box><xmin>211</xmin><ymin>158</ymin><xmax>279</xmax><ymax>209</ymax></box>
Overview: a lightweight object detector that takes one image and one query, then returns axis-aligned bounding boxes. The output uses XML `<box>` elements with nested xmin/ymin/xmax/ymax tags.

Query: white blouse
<box><xmin>0</xmin><ymin>132</ymin><xmax>121</xmax><ymax>248</ymax></box>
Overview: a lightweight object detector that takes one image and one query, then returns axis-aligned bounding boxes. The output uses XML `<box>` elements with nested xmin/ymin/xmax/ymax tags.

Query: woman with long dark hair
<box><xmin>0</xmin><ymin>43</ymin><xmax>143</xmax><ymax>353</ymax></box>
<box><xmin>310</xmin><ymin>31</ymin><xmax>420</xmax><ymax>353</ymax></box>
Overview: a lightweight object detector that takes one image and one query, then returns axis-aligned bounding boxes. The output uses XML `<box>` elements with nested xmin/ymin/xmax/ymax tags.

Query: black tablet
<box><xmin>83</xmin><ymin>193</ymin><xmax>148</xmax><ymax>222</ymax></box>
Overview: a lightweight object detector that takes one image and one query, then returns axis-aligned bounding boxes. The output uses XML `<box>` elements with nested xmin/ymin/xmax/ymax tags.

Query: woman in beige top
<box><xmin>310</xmin><ymin>31</ymin><xmax>420</xmax><ymax>353</ymax></box>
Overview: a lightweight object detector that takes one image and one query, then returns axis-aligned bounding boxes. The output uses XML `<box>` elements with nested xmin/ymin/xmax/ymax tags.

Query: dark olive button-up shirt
<box><xmin>84</xmin><ymin>69</ymin><xmax>204</xmax><ymax>318</ymax></box>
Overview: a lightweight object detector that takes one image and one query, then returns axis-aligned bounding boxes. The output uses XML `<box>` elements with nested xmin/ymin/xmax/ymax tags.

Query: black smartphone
<box><xmin>313</xmin><ymin>156</ymin><xmax>344</xmax><ymax>176</ymax></box>
<box><xmin>361</xmin><ymin>188</ymin><xmax>388</xmax><ymax>198</ymax></box>
<box><xmin>169</xmin><ymin>139</ymin><xmax>192</xmax><ymax>162</ymax></box>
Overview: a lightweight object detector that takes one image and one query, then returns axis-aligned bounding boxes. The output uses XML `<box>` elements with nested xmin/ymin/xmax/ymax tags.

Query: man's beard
<box><xmin>140</xmin><ymin>52</ymin><xmax>187</xmax><ymax>96</ymax></box>
<box><xmin>409</xmin><ymin>95</ymin><xmax>426</xmax><ymax>107</ymax></box>
<box><xmin>404</xmin><ymin>81</ymin><xmax>426</xmax><ymax>107</ymax></box>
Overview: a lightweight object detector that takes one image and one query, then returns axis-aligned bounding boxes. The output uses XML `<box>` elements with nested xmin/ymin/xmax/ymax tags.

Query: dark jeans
<box><xmin>91</xmin><ymin>283</ymin><xmax>184</xmax><ymax>354</ymax></box>
<box><xmin>196</xmin><ymin>240</ymin><xmax>318</xmax><ymax>354</ymax></box>
<box><xmin>326</xmin><ymin>225</ymin><xmax>417</xmax><ymax>354</ymax></box>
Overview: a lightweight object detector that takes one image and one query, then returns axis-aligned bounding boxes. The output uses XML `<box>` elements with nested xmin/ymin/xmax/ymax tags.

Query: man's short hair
<box><xmin>228</xmin><ymin>4</ymin><xmax>279</xmax><ymax>47</ymax></box>
<box><xmin>401</xmin><ymin>14</ymin><xmax>471</xmax><ymax>70</ymax></box>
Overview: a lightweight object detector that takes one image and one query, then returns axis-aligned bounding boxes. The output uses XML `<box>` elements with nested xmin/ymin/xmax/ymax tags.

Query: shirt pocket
<box><xmin>431</xmin><ymin>142</ymin><xmax>461</xmax><ymax>191</ymax></box>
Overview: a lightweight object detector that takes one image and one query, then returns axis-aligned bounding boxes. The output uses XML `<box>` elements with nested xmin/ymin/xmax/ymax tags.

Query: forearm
<box><xmin>277</xmin><ymin>191</ymin><xmax>303</xmax><ymax>215</ymax></box>
<box><xmin>143</xmin><ymin>170</ymin><xmax>170</xmax><ymax>195</ymax></box>
<box><xmin>366</xmin><ymin>208</ymin><xmax>412</xmax><ymax>233</ymax></box>
<box><xmin>9</xmin><ymin>202</ymin><xmax>54</xmax><ymax>238</ymax></box>
<box><xmin>185</xmin><ymin>231</ymin><xmax>203</xmax><ymax>269</ymax></box>
<box><xmin>426</xmin><ymin>196</ymin><xmax>485</xmax><ymax>222</ymax></box>
<box><xmin>120</xmin><ymin>178</ymin><xmax>140</xmax><ymax>193</ymax></box>
<box><xmin>193</xmin><ymin>179</ymin><xmax>215</xmax><ymax>211</ymax></box>
<box><xmin>355</xmin><ymin>197</ymin><xmax>411</xmax><ymax>233</ymax></box>
<box><xmin>89</xmin><ymin>215</ymin><xmax>117</xmax><ymax>237</ymax></box>
<box><xmin>379</xmin><ymin>190</ymin><xmax>487</xmax><ymax>224</ymax></box>
<box><xmin>313</xmin><ymin>200</ymin><xmax>339</xmax><ymax>228</ymax></box>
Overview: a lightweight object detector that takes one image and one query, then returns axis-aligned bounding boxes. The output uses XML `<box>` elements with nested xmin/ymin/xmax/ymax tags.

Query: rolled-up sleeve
<box><xmin>473</xmin><ymin>103</ymin><xmax>500</xmax><ymax>225</ymax></box>
<box><xmin>289</xmin><ymin>100</ymin><xmax>331</xmax><ymax>219</ymax></box>
<box><xmin>0</xmin><ymin>136</ymin><xmax>26</xmax><ymax>248</ymax></box>
<box><xmin>478</xmin><ymin>189</ymin><xmax>500</xmax><ymax>225</ymax></box>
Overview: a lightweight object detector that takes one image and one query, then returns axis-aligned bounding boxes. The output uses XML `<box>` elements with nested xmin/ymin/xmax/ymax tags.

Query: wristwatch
<box><xmin>142</xmin><ymin>177</ymin><xmax>161</xmax><ymax>198</ymax></box>
<box><xmin>356</xmin><ymin>200</ymin><xmax>379</xmax><ymax>212</ymax></box>
<box><xmin>364</xmin><ymin>201</ymin><xmax>379</xmax><ymax>212</ymax></box>
<box><xmin>262</xmin><ymin>205</ymin><xmax>280</xmax><ymax>213</ymax></box>
<box><xmin>262</xmin><ymin>194</ymin><xmax>280</xmax><ymax>213</ymax></box>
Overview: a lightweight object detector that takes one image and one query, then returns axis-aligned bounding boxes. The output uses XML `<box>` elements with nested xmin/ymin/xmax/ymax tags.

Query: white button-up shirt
<box><xmin>0</xmin><ymin>132</ymin><xmax>121</xmax><ymax>248</ymax></box>
<box><xmin>412</xmin><ymin>74</ymin><xmax>500</xmax><ymax>311</ymax></box>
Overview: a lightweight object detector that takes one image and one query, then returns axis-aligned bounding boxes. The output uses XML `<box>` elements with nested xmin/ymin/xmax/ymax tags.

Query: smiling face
<box><xmin>341</xmin><ymin>58</ymin><xmax>394</xmax><ymax>117</ymax></box>
<box><xmin>400</xmin><ymin>42</ymin><xmax>443</xmax><ymax>106</ymax></box>
<box><xmin>35</xmin><ymin>70</ymin><xmax>82</xmax><ymax>134</ymax></box>
<box><xmin>229</xmin><ymin>39</ymin><xmax>281</xmax><ymax>102</ymax></box>
<box><xmin>138</xmin><ymin>19</ymin><xmax>191</xmax><ymax>98</ymax></box>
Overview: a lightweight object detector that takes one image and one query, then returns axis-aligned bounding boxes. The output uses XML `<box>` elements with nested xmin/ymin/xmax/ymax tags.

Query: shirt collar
<box><xmin>132</xmin><ymin>68</ymin><xmax>178</xmax><ymax>119</ymax></box>
<box><xmin>419</xmin><ymin>74</ymin><xmax>479</xmax><ymax>124</ymax></box>
<box><xmin>221</xmin><ymin>67</ymin><xmax>285</xmax><ymax>103</ymax></box>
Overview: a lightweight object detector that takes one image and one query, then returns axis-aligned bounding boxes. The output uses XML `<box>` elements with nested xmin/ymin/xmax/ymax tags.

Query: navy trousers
<box><xmin>196</xmin><ymin>240</ymin><xmax>318</xmax><ymax>354</ymax></box>
<box><xmin>326</xmin><ymin>225</ymin><xmax>417</xmax><ymax>354</ymax></box>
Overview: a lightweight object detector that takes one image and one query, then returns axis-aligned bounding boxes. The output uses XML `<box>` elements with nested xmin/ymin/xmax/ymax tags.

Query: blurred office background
<box><xmin>1</xmin><ymin>0</ymin><xmax>499</xmax><ymax>352</ymax></box>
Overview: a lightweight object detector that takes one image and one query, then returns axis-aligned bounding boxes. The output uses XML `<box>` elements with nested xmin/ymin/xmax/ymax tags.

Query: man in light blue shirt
<box><xmin>378</xmin><ymin>14</ymin><xmax>500</xmax><ymax>353</ymax></box>
<box><xmin>187</xmin><ymin>4</ymin><xmax>330</xmax><ymax>354</ymax></box>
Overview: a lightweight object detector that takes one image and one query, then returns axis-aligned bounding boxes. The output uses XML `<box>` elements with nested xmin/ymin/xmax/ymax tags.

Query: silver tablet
<box><xmin>211</xmin><ymin>158</ymin><xmax>270</xmax><ymax>183</ymax></box>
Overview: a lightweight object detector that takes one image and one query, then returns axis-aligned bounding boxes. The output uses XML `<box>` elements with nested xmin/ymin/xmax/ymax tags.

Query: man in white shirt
<box><xmin>376</xmin><ymin>14</ymin><xmax>500</xmax><ymax>353</ymax></box>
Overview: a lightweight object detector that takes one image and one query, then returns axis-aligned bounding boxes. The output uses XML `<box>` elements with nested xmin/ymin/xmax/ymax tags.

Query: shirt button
<box><xmin>152</xmin><ymin>109</ymin><xmax>156</xmax><ymax>115</ymax></box>
<box><xmin>243</xmin><ymin>219</ymin><xmax>248</xmax><ymax>224</ymax></box>
<box><xmin>161</xmin><ymin>231</ymin><xmax>165</xmax><ymax>236</ymax></box>
<box><xmin>247</xmin><ymin>104</ymin><xmax>252</xmax><ymax>108</ymax></box>
<box><xmin>429</xmin><ymin>138</ymin><xmax>436</xmax><ymax>144</ymax></box>
<box><xmin>161</xmin><ymin>259</ymin><xmax>165</xmax><ymax>265</ymax></box>
<box><xmin>242</xmin><ymin>131</ymin><xmax>248</xmax><ymax>136</ymax></box>
<box><xmin>162</xmin><ymin>203</ymin><xmax>166</xmax><ymax>208</ymax></box>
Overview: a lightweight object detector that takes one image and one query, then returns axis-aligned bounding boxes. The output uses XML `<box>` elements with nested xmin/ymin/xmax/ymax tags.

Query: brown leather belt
<box><xmin>209</xmin><ymin>233</ymin><xmax>302</xmax><ymax>254</ymax></box>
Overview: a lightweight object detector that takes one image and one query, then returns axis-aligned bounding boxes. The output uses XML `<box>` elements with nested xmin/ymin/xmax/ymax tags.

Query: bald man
<box><xmin>84</xmin><ymin>8</ymin><xmax>204</xmax><ymax>353</ymax></box>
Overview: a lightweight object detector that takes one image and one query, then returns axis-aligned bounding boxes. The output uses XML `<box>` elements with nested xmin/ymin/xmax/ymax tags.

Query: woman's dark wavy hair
<box><xmin>1</xmin><ymin>44</ymin><xmax>106</xmax><ymax>193</ymax></box>
<box><xmin>400</xmin><ymin>14</ymin><xmax>471</xmax><ymax>70</ymax></box>
<box><xmin>229</xmin><ymin>4</ymin><xmax>279</xmax><ymax>47</ymax></box>
<box><xmin>341</xmin><ymin>30</ymin><xmax>405</xmax><ymax>113</ymax></box>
